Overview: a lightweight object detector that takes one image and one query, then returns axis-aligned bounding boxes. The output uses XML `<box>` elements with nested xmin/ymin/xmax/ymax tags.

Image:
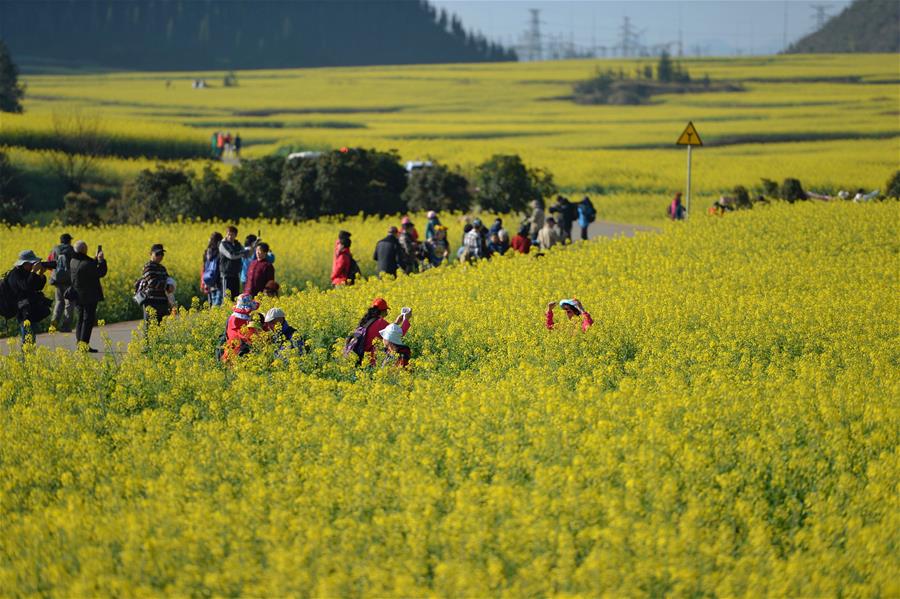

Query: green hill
<box><xmin>787</xmin><ymin>0</ymin><xmax>899</xmax><ymax>54</ymax></box>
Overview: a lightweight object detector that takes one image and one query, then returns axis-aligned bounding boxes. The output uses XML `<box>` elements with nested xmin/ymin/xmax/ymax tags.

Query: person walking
<box><xmin>4</xmin><ymin>250</ymin><xmax>51</xmax><ymax>343</ymax></box>
<box><xmin>537</xmin><ymin>217</ymin><xmax>562</xmax><ymax>250</ymax></box>
<box><xmin>668</xmin><ymin>192</ymin><xmax>686</xmax><ymax>220</ymax></box>
<box><xmin>546</xmin><ymin>298</ymin><xmax>594</xmax><ymax>332</ymax></box>
<box><xmin>425</xmin><ymin>225</ymin><xmax>450</xmax><ymax>266</ymax></box>
<box><xmin>69</xmin><ymin>240</ymin><xmax>107</xmax><ymax>352</ymax></box>
<box><xmin>332</xmin><ymin>232</ymin><xmax>355</xmax><ymax>287</ymax></box>
<box><xmin>234</xmin><ymin>133</ymin><xmax>242</xmax><ymax>158</ymax></box>
<box><xmin>577</xmin><ymin>196</ymin><xmax>597</xmax><ymax>241</ymax></box>
<box><xmin>398</xmin><ymin>222</ymin><xmax>419</xmax><ymax>273</ymax></box>
<box><xmin>425</xmin><ymin>211</ymin><xmax>441</xmax><ymax>241</ymax></box>
<box><xmin>48</xmin><ymin>232</ymin><xmax>75</xmax><ymax>332</ymax></box>
<box><xmin>549</xmin><ymin>195</ymin><xmax>578</xmax><ymax>241</ymax></box>
<box><xmin>244</xmin><ymin>242</ymin><xmax>275</xmax><ymax>297</ymax></box>
<box><xmin>462</xmin><ymin>217</ymin><xmax>487</xmax><ymax>262</ymax></box>
<box><xmin>218</xmin><ymin>226</ymin><xmax>247</xmax><ymax>301</ymax></box>
<box><xmin>201</xmin><ymin>231</ymin><xmax>224</xmax><ymax>307</ymax></box>
<box><xmin>374</xmin><ymin>227</ymin><xmax>403</xmax><ymax>277</ymax></box>
<box><xmin>137</xmin><ymin>244</ymin><xmax>170</xmax><ymax>325</ymax></box>
<box><xmin>528</xmin><ymin>199</ymin><xmax>545</xmax><ymax>244</ymax></box>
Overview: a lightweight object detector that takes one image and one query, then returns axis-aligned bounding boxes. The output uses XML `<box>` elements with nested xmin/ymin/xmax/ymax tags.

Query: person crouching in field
<box><xmin>379</xmin><ymin>310</ymin><xmax>412</xmax><ymax>368</ymax></box>
<box><xmin>221</xmin><ymin>294</ymin><xmax>262</xmax><ymax>361</ymax></box>
<box><xmin>546</xmin><ymin>298</ymin><xmax>593</xmax><ymax>332</ymax></box>
<box><xmin>345</xmin><ymin>297</ymin><xmax>410</xmax><ymax>366</ymax></box>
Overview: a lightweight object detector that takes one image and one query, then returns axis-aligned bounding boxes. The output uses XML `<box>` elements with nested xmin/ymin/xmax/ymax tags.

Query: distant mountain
<box><xmin>786</xmin><ymin>0</ymin><xmax>899</xmax><ymax>54</ymax></box>
<box><xmin>0</xmin><ymin>0</ymin><xmax>516</xmax><ymax>71</ymax></box>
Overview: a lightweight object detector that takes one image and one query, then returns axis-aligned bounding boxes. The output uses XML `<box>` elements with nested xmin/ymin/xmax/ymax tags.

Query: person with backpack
<box><xmin>549</xmin><ymin>195</ymin><xmax>578</xmax><ymax>242</ymax></box>
<box><xmin>332</xmin><ymin>231</ymin><xmax>357</xmax><ymax>287</ymax></box>
<box><xmin>68</xmin><ymin>240</ymin><xmax>107</xmax><ymax>352</ymax></box>
<box><xmin>398</xmin><ymin>222</ymin><xmax>419</xmax><ymax>274</ymax></box>
<box><xmin>374</xmin><ymin>227</ymin><xmax>403</xmax><ymax>277</ymax></box>
<box><xmin>2</xmin><ymin>250</ymin><xmax>52</xmax><ymax>343</ymax></box>
<box><xmin>244</xmin><ymin>242</ymin><xmax>275</xmax><ymax>297</ymax></box>
<box><xmin>218</xmin><ymin>226</ymin><xmax>248</xmax><ymax>301</ymax></box>
<box><xmin>546</xmin><ymin>298</ymin><xmax>594</xmax><ymax>332</ymax></box>
<box><xmin>201</xmin><ymin>232</ymin><xmax>224</xmax><ymax>307</ymax></box>
<box><xmin>220</xmin><ymin>294</ymin><xmax>262</xmax><ymax>362</ymax></box>
<box><xmin>47</xmin><ymin>233</ymin><xmax>76</xmax><ymax>332</ymax></box>
<box><xmin>136</xmin><ymin>244</ymin><xmax>171</xmax><ymax>325</ymax></box>
<box><xmin>577</xmin><ymin>196</ymin><xmax>597</xmax><ymax>241</ymax></box>
<box><xmin>345</xmin><ymin>298</ymin><xmax>410</xmax><ymax>366</ymax></box>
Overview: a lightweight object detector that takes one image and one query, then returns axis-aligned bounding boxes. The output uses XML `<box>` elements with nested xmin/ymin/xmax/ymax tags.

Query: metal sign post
<box><xmin>676</xmin><ymin>121</ymin><xmax>702</xmax><ymax>218</ymax></box>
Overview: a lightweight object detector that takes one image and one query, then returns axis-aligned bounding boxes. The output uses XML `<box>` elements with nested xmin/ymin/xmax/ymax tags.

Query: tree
<box><xmin>280</xmin><ymin>156</ymin><xmax>321</xmax><ymax>220</ymax></box>
<box><xmin>44</xmin><ymin>111</ymin><xmax>108</xmax><ymax>192</ymax></box>
<box><xmin>780</xmin><ymin>178</ymin><xmax>808</xmax><ymax>203</ymax></box>
<box><xmin>62</xmin><ymin>191</ymin><xmax>101</xmax><ymax>225</ymax></box>
<box><xmin>0</xmin><ymin>151</ymin><xmax>25</xmax><ymax>224</ymax></box>
<box><xmin>475</xmin><ymin>154</ymin><xmax>556</xmax><ymax>213</ymax></box>
<box><xmin>0</xmin><ymin>39</ymin><xmax>25</xmax><ymax>113</ymax></box>
<box><xmin>657</xmin><ymin>51</ymin><xmax>674</xmax><ymax>83</ymax></box>
<box><xmin>109</xmin><ymin>164</ymin><xmax>194</xmax><ymax>223</ymax></box>
<box><xmin>229</xmin><ymin>155</ymin><xmax>285</xmax><ymax>217</ymax></box>
<box><xmin>402</xmin><ymin>163</ymin><xmax>472</xmax><ymax>212</ymax></box>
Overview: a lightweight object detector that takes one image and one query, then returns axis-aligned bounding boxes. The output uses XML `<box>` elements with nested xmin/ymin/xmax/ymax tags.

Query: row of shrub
<box><xmin>714</xmin><ymin>172</ymin><xmax>900</xmax><ymax>212</ymax></box>
<box><xmin>46</xmin><ymin>149</ymin><xmax>557</xmax><ymax>225</ymax></box>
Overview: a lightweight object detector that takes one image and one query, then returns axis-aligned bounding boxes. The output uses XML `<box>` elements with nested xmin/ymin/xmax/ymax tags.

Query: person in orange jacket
<box><xmin>546</xmin><ymin>298</ymin><xmax>593</xmax><ymax>332</ymax></box>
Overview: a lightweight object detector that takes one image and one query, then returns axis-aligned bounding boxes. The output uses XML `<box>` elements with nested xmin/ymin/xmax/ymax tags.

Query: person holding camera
<box><xmin>5</xmin><ymin>250</ymin><xmax>52</xmax><ymax>343</ymax></box>
<box><xmin>69</xmin><ymin>240</ymin><xmax>107</xmax><ymax>352</ymax></box>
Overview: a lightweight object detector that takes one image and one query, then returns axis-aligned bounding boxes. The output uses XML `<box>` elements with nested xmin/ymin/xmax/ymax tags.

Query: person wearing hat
<box><xmin>425</xmin><ymin>211</ymin><xmax>442</xmax><ymax>242</ymax></box>
<box><xmin>69</xmin><ymin>240</ymin><xmax>107</xmax><ymax>352</ymax></box>
<box><xmin>373</xmin><ymin>227</ymin><xmax>403</xmax><ymax>277</ymax></box>
<box><xmin>462</xmin><ymin>217</ymin><xmax>486</xmax><ymax>262</ymax></box>
<box><xmin>354</xmin><ymin>297</ymin><xmax>410</xmax><ymax>366</ymax></box>
<box><xmin>263</xmin><ymin>307</ymin><xmax>303</xmax><ymax>357</ymax></box>
<box><xmin>546</xmin><ymin>298</ymin><xmax>593</xmax><ymax>332</ymax></box>
<box><xmin>400</xmin><ymin>216</ymin><xmax>419</xmax><ymax>242</ymax></box>
<box><xmin>222</xmin><ymin>294</ymin><xmax>262</xmax><ymax>361</ymax></box>
<box><xmin>425</xmin><ymin>224</ymin><xmax>450</xmax><ymax>266</ymax></box>
<box><xmin>6</xmin><ymin>250</ymin><xmax>51</xmax><ymax>343</ymax></box>
<box><xmin>331</xmin><ymin>231</ymin><xmax>354</xmax><ymax>287</ymax></box>
<box><xmin>48</xmin><ymin>233</ymin><xmax>76</xmax><ymax>332</ymax></box>
<box><xmin>137</xmin><ymin>244</ymin><xmax>171</xmax><ymax>325</ymax></box>
<box><xmin>379</xmin><ymin>315</ymin><xmax>412</xmax><ymax>368</ymax></box>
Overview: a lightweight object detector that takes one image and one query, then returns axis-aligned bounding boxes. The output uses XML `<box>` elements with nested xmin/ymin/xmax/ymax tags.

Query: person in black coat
<box><xmin>373</xmin><ymin>226</ymin><xmax>403</xmax><ymax>277</ymax></box>
<box><xmin>6</xmin><ymin>250</ymin><xmax>51</xmax><ymax>343</ymax></box>
<box><xmin>69</xmin><ymin>240</ymin><xmax>107</xmax><ymax>352</ymax></box>
<box><xmin>549</xmin><ymin>195</ymin><xmax>578</xmax><ymax>242</ymax></box>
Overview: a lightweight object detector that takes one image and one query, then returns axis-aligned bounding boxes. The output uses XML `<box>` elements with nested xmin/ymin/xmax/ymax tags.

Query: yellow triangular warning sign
<box><xmin>676</xmin><ymin>121</ymin><xmax>703</xmax><ymax>146</ymax></box>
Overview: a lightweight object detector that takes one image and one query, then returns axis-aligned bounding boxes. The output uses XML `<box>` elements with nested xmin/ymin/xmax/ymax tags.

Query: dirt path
<box><xmin>2</xmin><ymin>220</ymin><xmax>657</xmax><ymax>357</ymax></box>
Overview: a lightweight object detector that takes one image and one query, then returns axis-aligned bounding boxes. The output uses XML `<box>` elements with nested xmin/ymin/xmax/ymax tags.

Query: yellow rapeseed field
<box><xmin>1</xmin><ymin>201</ymin><xmax>898</xmax><ymax>596</ymax></box>
<box><xmin>2</xmin><ymin>54</ymin><xmax>897</xmax><ymax>214</ymax></box>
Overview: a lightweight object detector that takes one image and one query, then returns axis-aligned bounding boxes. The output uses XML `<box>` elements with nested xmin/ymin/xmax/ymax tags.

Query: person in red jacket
<box><xmin>222</xmin><ymin>294</ymin><xmax>262</xmax><ymax>361</ymax></box>
<box><xmin>510</xmin><ymin>224</ymin><xmax>532</xmax><ymax>254</ymax></box>
<box><xmin>546</xmin><ymin>298</ymin><xmax>593</xmax><ymax>332</ymax></box>
<box><xmin>356</xmin><ymin>297</ymin><xmax>410</xmax><ymax>366</ymax></box>
<box><xmin>243</xmin><ymin>242</ymin><xmax>275</xmax><ymax>296</ymax></box>
<box><xmin>331</xmin><ymin>231</ymin><xmax>354</xmax><ymax>287</ymax></box>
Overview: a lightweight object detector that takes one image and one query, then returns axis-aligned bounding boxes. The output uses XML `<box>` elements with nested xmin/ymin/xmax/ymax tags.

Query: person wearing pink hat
<box><xmin>221</xmin><ymin>293</ymin><xmax>261</xmax><ymax>361</ymax></box>
<box><xmin>400</xmin><ymin>216</ymin><xmax>420</xmax><ymax>242</ymax></box>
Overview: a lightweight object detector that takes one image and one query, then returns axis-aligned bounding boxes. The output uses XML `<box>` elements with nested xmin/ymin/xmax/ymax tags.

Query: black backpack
<box><xmin>344</xmin><ymin>318</ymin><xmax>376</xmax><ymax>364</ymax></box>
<box><xmin>347</xmin><ymin>257</ymin><xmax>361</xmax><ymax>285</ymax></box>
<box><xmin>0</xmin><ymin>272</ymin><xmax>16</xmax><ymax>319</ymax></box>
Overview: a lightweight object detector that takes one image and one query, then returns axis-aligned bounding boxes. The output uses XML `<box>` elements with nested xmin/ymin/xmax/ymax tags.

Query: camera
<box><xmin>40</xmin><ymin>261</ymin><xmax>57</xmax><ymax>269</ymax></box>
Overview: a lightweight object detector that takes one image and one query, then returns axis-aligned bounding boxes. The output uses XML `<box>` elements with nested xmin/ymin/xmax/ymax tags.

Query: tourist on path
<box><xmin>244</xmin><ymin>242</ymin><xmax>275</xmax><ymax>297</ymax></box>
<box><xmin>69</xmin><ymin>240</ymin><xmax>107</xmax><ymax>352</ymax></box>
<box><xmin>218</xmin><ymin>226</ymin><xmax>247</xmax><ymax>301</ymax></box>
<box><xmin>48</xmin><ymin>233</ymin><xmax>75</xmax><ymax>332</ymax></box>
<box><xmin>137</xmin><ymin>244</ymin><xmax>170</xmax><ymax>325</ymax></box>
<box><xmin>374</xmin><ymin>227</ymin><xmax>403</xmax><ymax>277</ymax></box>
<box><xmin>6</xmin><ymin>250</ymin><xmax>51</xmax><ymax>343</ymax></box>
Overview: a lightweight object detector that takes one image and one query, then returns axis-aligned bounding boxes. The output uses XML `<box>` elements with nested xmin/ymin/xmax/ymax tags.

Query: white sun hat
<box><xmin>379</xmin><ymin>323</ymin><xmax>405</xmax><ymax>346</ymax></box>
<box><xmin>264</xmin><ymin>307</ymin><xmax>286</xmax><ymax>323</ymax></box>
